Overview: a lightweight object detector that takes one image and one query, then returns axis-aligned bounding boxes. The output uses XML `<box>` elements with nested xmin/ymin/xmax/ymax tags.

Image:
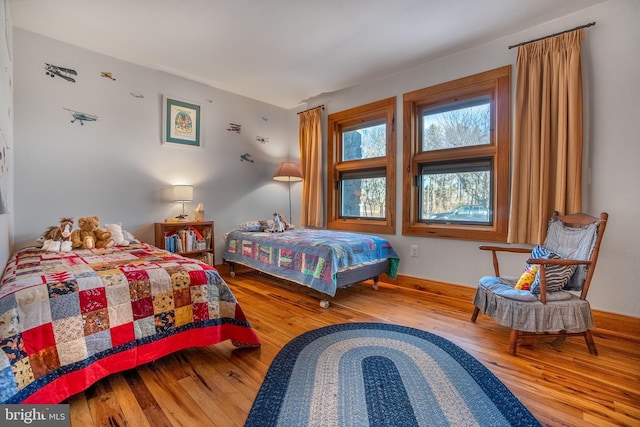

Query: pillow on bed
<box><xmin>239</xmin><ymin>220</ymin><xmax>271</xmax><ymax>232</ymax></box>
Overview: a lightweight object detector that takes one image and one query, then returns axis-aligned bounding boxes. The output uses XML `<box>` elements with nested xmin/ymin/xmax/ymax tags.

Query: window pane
<box><xmin>419</xmin><ymin>160</ymin><xmax>492</xmax><ymax>224</ymax></box>
<box><xmin>422</xmin><ymin>98</ymin><xmax>490</xmax><ymax>152</ymax></box>
<box><xmin>343</xmin><ymin>123</ymin><xmax>386</xmax><ymax>161</ymax></box>
<box><xmin>340</xmin><ymin>173</ymin><xmax>386</xmax><ymax>219</ymax></box>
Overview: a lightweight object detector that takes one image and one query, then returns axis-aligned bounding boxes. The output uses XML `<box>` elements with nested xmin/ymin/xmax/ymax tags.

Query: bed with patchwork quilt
<box><xmin>0</xmin><ymin>243</ymin><xmax>260</xmax><ymax>403</ymax></box>
<box><xmin>223</xmin><ymin>229</ymin><xmax>400</xmax><ymax>303</ymax></box>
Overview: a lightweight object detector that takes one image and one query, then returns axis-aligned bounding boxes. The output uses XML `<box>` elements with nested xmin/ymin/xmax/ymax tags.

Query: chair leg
<box><xmin>548</xmin><ymin>333</ymin><xmax>567</xmax><ymax>349</ymax></box>
<box><xmin>471</xmin><ymin>307</ymin><xmax>480</xmax><ymax>323</ymax></box>
<box><xmin>584</xmin><ymin>330</ymin><xmax>598</xmax><ymax>356</ymax></box>
<box><xmin>509</xmin><ymin>329</ymin><xmax>519</xmax><ymax>356</ymax></box>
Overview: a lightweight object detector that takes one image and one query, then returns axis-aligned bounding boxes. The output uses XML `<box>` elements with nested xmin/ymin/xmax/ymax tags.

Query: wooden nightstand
<box><xmin>154</xmin><ymin>221</ymin><xmax>214</xmax><ymax>265</ymax></box>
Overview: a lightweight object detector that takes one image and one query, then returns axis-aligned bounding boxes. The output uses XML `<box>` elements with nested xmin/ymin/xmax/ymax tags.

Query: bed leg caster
<box><xmin>320</xmin><ymin>300</ymin><xmax>330</xmax><ymax>308</ymax></box>
<box><xmin>226</xmin><ymin>261</ymin><xmax>236</xmax><ymax>277</ymax></box>
<box><xmin>372</xmin><ymin>282</ymin><xmax>379</xmax><ymax>290</ymax></box>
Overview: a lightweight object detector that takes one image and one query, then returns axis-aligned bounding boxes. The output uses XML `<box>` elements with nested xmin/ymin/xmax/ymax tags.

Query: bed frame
<box><xmin>226</xmin><ymin>258</ymin><xmax>390</xmax><ymax>307</ymax></box>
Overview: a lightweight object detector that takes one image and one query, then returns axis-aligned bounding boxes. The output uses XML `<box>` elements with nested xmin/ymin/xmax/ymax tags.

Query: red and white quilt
<box><xmin>0</xmin><ymin>243</ymin><xmax>260</xmax><ymax>403</ymax></box>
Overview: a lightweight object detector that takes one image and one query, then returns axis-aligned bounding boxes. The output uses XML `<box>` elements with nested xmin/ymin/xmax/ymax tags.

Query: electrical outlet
<box><xmin>410</xmin><ymin>245</ymin><xmax>419</xmax><ymax>257</ymax></box>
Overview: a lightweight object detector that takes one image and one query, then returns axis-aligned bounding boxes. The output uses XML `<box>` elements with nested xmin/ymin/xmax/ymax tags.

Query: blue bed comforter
<box><xmin>223</xmin><ymin>229</ymin><xmax>399</xmax><ymax>296</ymax></box>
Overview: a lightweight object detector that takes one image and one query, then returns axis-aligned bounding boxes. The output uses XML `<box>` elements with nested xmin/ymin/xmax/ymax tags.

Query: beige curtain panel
<box><xmin>299</xmin><ymin>107</ymin><xmax>323</xmax><ymax>228</ymax></box>
<box><xmin>508</xmin><ymin>29</ymin><xmax>585</xmax><ymax>244</ymax></box>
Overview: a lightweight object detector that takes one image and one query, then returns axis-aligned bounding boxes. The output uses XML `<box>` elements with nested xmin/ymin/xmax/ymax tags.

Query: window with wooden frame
<box><xmin>402</xmin><ymin>66</ymin><xmax>510</xmax><ymax>241</ymax></box>
<box><xmin>327</xmin><ymin>97</ymin><xmax>396</xmax><ymax>235</ymax></box>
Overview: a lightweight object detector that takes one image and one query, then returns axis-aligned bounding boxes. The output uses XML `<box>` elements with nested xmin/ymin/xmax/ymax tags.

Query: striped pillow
<box><xmin>529</xmin><ymin>245</ymin><xmax>577</xmax><ymax>294</ymax></box>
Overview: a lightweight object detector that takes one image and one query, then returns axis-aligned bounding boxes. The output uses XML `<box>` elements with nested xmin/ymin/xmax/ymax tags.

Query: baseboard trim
<box><xmin>217</xmin><ymin>263</ymin><xmax>639</xmax><ymax>341</ymax></box>
<box><xmin>391</xmin><ymin>273</ymin><xmax>640</xmax><ymax>341</ymax></box>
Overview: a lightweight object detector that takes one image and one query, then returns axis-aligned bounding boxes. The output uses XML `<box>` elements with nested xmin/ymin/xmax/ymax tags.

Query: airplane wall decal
<box><xmin>101</xmin><ymin>72</ymin><xmax>116</xmax><ymax>81</ymax></box>
<box><xmin>63</xmin><ymin>108</ymin><xmax>98</xmax><ymax>125</ymax></box>
<box><xmin>44</xmin><ymin>63</ymin><xmax>77</xmax><ymax>83</ymax></box>
<box><xmin>240</xmin><ymin>153</ymin><xmax>254</xmax><ymax>163</ymax></box>
<box><xmin>227</xmin><ymin>123</ymin><xmax>242</xmax><ymax>133</ymax></box>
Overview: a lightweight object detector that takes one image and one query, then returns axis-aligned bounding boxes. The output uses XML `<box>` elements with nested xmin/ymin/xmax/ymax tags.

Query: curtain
<box><xmin>508</xmin><ymin>29</ymin><xmax>585</xmax><ymax>244</ymax></box>
<box><xmin>299</xmin><ymin>107</ymin><xmax>323</xmax><ymax>227</ymax></box>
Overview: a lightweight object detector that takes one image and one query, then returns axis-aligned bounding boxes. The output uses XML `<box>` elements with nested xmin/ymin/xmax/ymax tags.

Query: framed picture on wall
<box><xmin>162</xmin><ymin>96</ymin><xmax>201</xmax><ymax>147</ymax></box>
<box><xmin>3</xmin><ymin>0</ymin><xmax>11</xmax><ymax>62</ymax></box>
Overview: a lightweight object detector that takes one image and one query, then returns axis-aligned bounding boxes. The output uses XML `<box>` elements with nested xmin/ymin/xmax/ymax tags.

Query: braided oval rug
<box><xmin>245</xmin><ymin>322</ymin><xmax>540</xmax><ymax>427</ymax></box>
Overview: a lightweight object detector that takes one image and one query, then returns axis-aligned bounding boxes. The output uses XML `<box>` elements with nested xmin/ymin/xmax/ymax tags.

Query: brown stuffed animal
<box><xmin>41</xmin><ymin>217</ymin><xmax>74</xmax><ymax>252</ymax></box>
<box><xmin>43</xmin><ymin>217</ymin><xmax>74</xmax><ymax>241</ymax></box>
<box><xmin>71</xmin><ymin>216</ymin><xmax>115</xmax><ymax>249</ymax></box>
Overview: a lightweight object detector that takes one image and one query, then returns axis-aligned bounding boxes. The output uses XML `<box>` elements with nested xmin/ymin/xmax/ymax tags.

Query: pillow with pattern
<box><xmin>515</xmin><ymin>265</ymin><xmax>539</xmax><ymax>291</ymax></box>
<box><xmin>529</xmin><ymin>245</ymin><xmax>577</xmax><ymax>294</ymax></box>
<box><xmin>239</xmin><ymin>220</ymin><xmax>272</xmax><ymax>232</ymax></box>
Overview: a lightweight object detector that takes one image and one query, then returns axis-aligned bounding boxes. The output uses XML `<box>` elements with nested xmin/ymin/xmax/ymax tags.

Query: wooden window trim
<box><xmin>402</xmin><ymin>66</ymin><xmax>511</xmax><ymax>242</ymax></box>
<box><xmin>327</xmin><ymin>97</ymin><xmax>396</xmax><ymax>235</ymax></box>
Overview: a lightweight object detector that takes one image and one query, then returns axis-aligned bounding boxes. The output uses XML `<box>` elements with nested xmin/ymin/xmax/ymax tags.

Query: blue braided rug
<box><xmin>245</xmin><ymin>322</ymin><xmax>540</xmax><ymax>427</ymax></box>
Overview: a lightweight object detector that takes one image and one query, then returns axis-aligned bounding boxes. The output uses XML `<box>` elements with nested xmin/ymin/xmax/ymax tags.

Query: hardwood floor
<box><xmin>68</xmin><ymin>268</ymin><xmax>640</xmax><ymax>427</ymax></box>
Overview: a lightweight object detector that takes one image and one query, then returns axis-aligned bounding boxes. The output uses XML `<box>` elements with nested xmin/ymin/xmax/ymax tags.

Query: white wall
<box><xmin>13</xmin><ymin>29</ymin><xmax>300</xmax><ymax>263</ymax></box>
<box><xmin>0</xmin><ymin>0</ymin><xmax>14</xmax><ymax>269</ymax></box>
<box><xmin>293</xmin><ymin>0</ymin><xmax>640</xmax><ymax>317</ymax></box>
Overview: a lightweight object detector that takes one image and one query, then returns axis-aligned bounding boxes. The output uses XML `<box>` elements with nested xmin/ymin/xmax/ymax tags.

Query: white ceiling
<box><xmin>9</xmin><ymin>0</ymin><xmax>605</xmax><ymax>109</ymax></box>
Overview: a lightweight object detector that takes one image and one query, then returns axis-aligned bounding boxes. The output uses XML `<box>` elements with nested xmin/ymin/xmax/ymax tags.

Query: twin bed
<box><xmin>223</xmin><ymin>228</ymin><xmax>400</xmax><ymax>307</ymax></box>
<box><xmin>0</xmin><ymin>227</ymin><xmax>399</xmax><ymax>403</ymax></box>
<box><xmin>0</xmin><ymin>243</ymin><xmax>260</xmax><ymax>404</ymax></box>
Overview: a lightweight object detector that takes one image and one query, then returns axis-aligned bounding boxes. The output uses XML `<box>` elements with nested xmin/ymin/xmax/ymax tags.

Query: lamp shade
<box><xmin>173</xmin><ymin>185</ymin><xmax>193</xmax><ymax>202</ymax></box>
<box><xmin>273</xmin><ymin>162</ymin><xmax>303</xmax><ymax>182</ymax></box>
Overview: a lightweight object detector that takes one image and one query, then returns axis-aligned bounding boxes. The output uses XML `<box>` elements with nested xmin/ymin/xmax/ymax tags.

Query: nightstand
<box><xmin>154</xmin><ymin>221</ymin><xmax>214</xmax><ymax>266</ymax></box>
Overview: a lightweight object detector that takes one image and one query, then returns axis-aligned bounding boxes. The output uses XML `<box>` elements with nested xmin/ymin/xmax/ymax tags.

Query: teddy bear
<box><xmin>71</xmin><ymin>216</ymin><xmax>115</xmax><ymax>249</ymax></box>
<box><xmin>104</xmin><ymin>223</ymin><xmax>130</xmax><ymax>246</ymax></box>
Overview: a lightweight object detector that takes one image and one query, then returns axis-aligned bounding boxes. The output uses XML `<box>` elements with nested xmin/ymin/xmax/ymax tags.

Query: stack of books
<box><xmin>163</xmin><ymin>226</ymin><xmax>206</xmax><ymax>253</ymax></box>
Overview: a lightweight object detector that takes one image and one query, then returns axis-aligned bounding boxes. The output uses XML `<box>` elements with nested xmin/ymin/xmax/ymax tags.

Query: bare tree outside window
<box><xmin>420</xmin><ymin>101</ymin><xmax>492</xmax><ymax>221</ymax></box>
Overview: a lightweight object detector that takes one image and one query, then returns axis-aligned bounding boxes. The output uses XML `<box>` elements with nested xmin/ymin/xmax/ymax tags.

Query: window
<box><xmin>328</xmin><ymin>97</ymin><xmax>396</xmax><ymax>234</ymax></box>
<box><xmin>402</xmin><ymin>66</ymin><xmax>510</xmax><ymax>241</ymax></box>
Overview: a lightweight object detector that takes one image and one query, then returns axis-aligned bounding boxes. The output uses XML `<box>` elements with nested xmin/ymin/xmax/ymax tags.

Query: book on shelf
<box><xmin>163</xmin><ymin>226</ymin><xmax>209</xmax><ymax>253</ymax></box>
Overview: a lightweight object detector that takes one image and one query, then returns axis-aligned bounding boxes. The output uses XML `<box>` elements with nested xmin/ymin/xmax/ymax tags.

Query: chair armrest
<box><xmin>479</xmin><ymin>245</ymin><xmax>531</xmax><ymax>277</ymax></box>
<box><xmin>527</xmin><ymin>258</ymin><xmax>592</xmax><ymax>304</ymax></box>
<box><xmin>526</xmin><ymin>257</ymin><xmax>591</xmax><ymax>267</ymax></box>
<box><xmin>479</xmin><ymin>245</ymin><xmax>531</xmax><ymax>254</ymax></box>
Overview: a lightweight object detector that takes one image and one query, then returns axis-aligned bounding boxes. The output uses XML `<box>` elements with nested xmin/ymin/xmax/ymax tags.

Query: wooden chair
<box><xmin>471</xmin><ymin>211</ymin><xmax>608</xmax><ymax>355</ymax></box>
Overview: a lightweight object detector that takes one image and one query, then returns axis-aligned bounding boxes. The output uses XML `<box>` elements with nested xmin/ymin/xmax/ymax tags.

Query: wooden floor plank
<box><xmin>83</xmin><ymin>379</ymin><xmax>128</xmax><ymax>427</ymax></box>
<box><xmin>67</xmin><ymin>392</ymin><xmax>95</xmax><ymax>427</ymax></box>
<box><xmin>136</xmin><ymin>362</ymin><xmax>215</xmax><ymax>426</ymax></box>
<box><xmin>107</xmin><ymin>375</ymin><xmax>152</xmax><ymax>427</ymax></box>
<box><xmin>66</xmin><ymin>270</ymin><xmax>639</xmax><ymax>427</ymax></box>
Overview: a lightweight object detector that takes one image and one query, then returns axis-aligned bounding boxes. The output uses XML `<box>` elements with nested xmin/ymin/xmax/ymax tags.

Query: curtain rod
<box><xmin>508</xmin><ymin>22</ymin><xmax>595</xmax><ymax>49</ymax></box>
<box><xmin>297</xmin><ymin>105</ymin><xmax>324</xmax><ymax>115</ymax></box>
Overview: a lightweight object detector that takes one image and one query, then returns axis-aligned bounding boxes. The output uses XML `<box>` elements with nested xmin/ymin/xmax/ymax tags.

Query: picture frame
<box><xmin>3</xmin><ymin>0</ymin><xmax>11</xmax><ymax>62</ymax></box>
<box><xmin>162</xmin><ymin>96</ymin><xmax>201</xmax><ymax>147</ymax></box>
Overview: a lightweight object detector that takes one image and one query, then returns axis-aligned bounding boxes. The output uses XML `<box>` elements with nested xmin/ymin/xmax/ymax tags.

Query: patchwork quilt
<box><xmin>224</xmin><ymin>229</ymin><xmax>400</xmax><ymax>296</ymax></box>
<box><xmin>0</xmin><ymin>243</ymin><xmax>260</xmax><ymax>403</ymax></box>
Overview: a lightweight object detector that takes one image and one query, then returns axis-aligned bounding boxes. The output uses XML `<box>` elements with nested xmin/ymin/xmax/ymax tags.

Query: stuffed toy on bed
<box><xmin>71</xmin><ymin>216</ymin><xmax>115</xmax><ymax>249</ymax></box>
<box><xmin>105</xmin><ymin>223</ymin><xmax>131</xmax><ymax>246</ymax></box>
<box><xmin>267</xmin><ymin>213</ymin><xmax>286</xmax><ymax>232</ymax></box>
<box><xmin>40</xmin><ymin>217</ymin><xmax>74</xmax><ymax>252</ymax></box>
